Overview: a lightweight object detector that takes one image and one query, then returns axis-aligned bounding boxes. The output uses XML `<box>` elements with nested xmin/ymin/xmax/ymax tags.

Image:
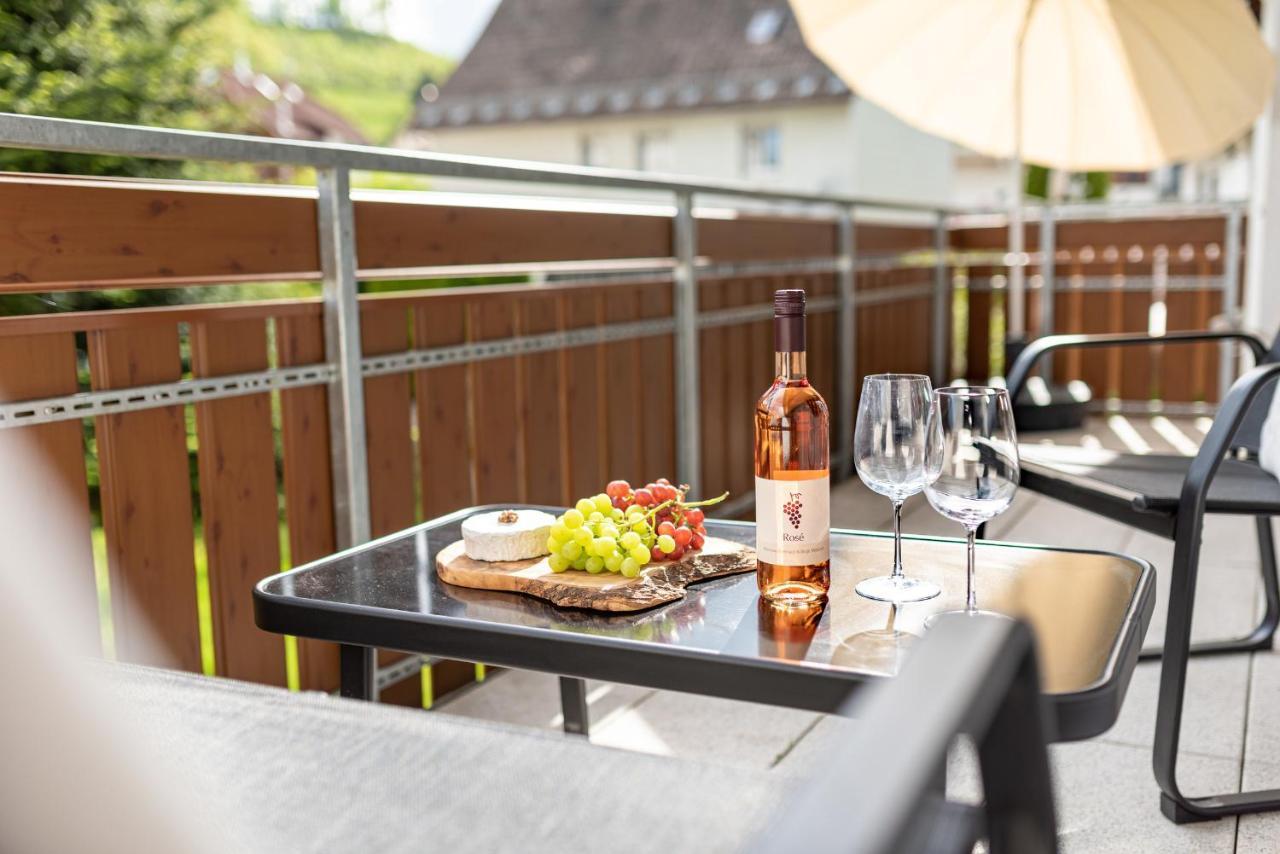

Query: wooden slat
<box><xmin>562</xmin><ymin>290</ymin><xmax>607</xmax><ymax>499</ymax></box>
<box><xmin>603</xmin><ymin>284</ymin><xmax>645</xmax><ymax>484</ymax></box>
<box><xmin>414</xmin><ymin>298</ymin><xmax>473</xmax><ymax>518</ymax></box>
<box><xmin>276</xmin><ymin>313</ymin><xmax>339</xmax><ymax>692</ymax></box>
<box><xmin>362</xmin><ymin>308</ymin><xmax>416</xmax><ymax>536</ymax></box>
<box><xmin>0</xmin><ymin>334</ymin><xmax>96</xmax><ymax>642</ymax></box>
<box><xmin>191</xmin><ymin>318</ymin><xmax>285</xmax><ymax>685</ymax></box>
<box><xmin>517</xmin><ymin>292</ymin><xmax>566</xmax><ymax>504</ymax></box>
<box><xmin>89</xmin><ymin>325</ymin><xmax>201</xmax><ymax>671</ymax></box>
<box><xmin>469</xmin><ymin>298</ymin><xmax>522</xmax><ymax>504</ymax></box>
<box><xmin>722</xmin><ymin>278</ymin><xmax>754</xmax><ymax>499</ymax></box>
<box><xmin>360</xmin><ymin>306</ymin><xmax>420</xmax><ymax>707</ymax></box>
<box><xmin>699</xmin><ymin>279</ymin><xmax>727</xmax><ymax>494</ymax></box>
<box><xmin>639</xmin><ymin>282</ymin><xmax>676</xmax><ymax>484</ymax></box>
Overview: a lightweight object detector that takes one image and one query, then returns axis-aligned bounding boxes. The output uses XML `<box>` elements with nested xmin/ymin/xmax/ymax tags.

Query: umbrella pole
<box><xmin>1006</xmin><ymin>0</ymin><xmax>1035</xmax><ymax>355</ymax></box>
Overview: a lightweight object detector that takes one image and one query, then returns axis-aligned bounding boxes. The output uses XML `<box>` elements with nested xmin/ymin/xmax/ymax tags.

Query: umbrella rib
<box><xmin>1107</xmin><ymin>1</ymin><xmax>1214</xmax><ymax>160</ymax></box>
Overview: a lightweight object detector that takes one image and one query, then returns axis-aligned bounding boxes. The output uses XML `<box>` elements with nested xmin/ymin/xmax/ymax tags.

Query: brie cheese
<box><xmin>461</xmin><ymin>509</ymin><xmax>556</xmax><ymax>562</ymax></box>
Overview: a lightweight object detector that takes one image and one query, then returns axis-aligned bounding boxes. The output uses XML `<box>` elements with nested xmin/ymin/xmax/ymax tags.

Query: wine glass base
<box><xmin>924</xmin><ymin>609</ymin><xmax>1012</xmax><ymax>630</ymax></box>
<box><xmin>855</xmin><ymin>575</ymin><xmax>941</xmax><ymax>604</ymax></box>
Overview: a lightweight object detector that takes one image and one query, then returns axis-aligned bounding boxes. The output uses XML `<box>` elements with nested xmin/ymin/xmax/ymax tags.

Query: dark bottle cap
<box><xmin>773</xmin><ymin>289</ymin><xmax>806</xmax><ymax>352</ymax></box>
<box><xmin>774</xmin><ymin>289</ymin><xmax>806</xmax><ymax>317</ymax></box>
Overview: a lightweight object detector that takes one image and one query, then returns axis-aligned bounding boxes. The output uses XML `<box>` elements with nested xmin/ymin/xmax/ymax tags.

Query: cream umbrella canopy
<box><xmin>791</xmin><ymin>0</ymin><xmax>1274</xmax><ymax>338</ymax></box>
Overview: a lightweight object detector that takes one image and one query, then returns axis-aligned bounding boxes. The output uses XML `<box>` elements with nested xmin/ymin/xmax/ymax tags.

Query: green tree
<box><xmin>1025</xmin><ymin>164</ymin><xmax>1111</xmax><ymax>201</ymax></box>
<box><xmin>0</xmin><ymin>0</ymin><xmax>230</xmax><ymax>177</ymax></box>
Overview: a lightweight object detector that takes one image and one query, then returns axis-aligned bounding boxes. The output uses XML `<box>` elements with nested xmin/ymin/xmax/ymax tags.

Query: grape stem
<box><xmin>640</xmin><ymin>491</ymin><xmax>730</xmax><ymax>528</ymax></box>
<box><xmin>680</xmin><ymin>491</ymin><xmax>730</xmax><ymax>509</ymax></box>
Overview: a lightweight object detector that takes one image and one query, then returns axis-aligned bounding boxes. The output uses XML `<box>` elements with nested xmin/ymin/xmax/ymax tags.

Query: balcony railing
<box><xmin>0</xmin><ymin>113</ymin><xmax>1249</xmax><ymax>704</ymax></box>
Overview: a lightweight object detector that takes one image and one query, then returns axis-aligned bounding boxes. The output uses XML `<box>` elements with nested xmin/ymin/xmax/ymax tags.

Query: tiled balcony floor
<box><xmin>433</xmin><ymin>415</ymin><xmax>1280</xmax><ymax>853</ymax></box>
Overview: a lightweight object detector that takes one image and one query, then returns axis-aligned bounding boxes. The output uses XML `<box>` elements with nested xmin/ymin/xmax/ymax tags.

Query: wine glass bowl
<box><xmin>852</xmin><ymin>374</ymin><xmax>941</xmax><ymax>604</ymax></box>
<box><xmin>924</xmin><ymin>386</ymin><xmax>1020</xmax><ymax>619</ymax></box>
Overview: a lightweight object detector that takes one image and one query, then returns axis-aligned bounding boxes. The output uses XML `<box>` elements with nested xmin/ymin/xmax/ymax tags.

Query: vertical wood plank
<box><xmin>276</xmin><ymin>313</ymin><xmax>339</xmax><ymax>692</ymax></box>
<box><xmin>723</xmin><ymin>278</ymin><xmax>754</xmax><ymax>498</ymax></box>
<box><xmin>563</xmin><ymin>289</ymin><xmax>606</xmax><ymax>499</ymax></box>
<box><xmin>90</xmin><ymin>325</ymin><xmax>200</xmax><ymax>671</ymax></box>
<box><xmin>518</xmin><ymin>293</ymin><xmax>566</xmax><ymax>504</ymax></box>
<box><xmin>362</xmin><ymin>308</ymin><xmax>416</xmax><ymax>536</ymax></box>
<box><xmin>361</xmin><ymin>306</ymin><xmax>420</xmax><ymax>707</ymax></box>
<box><xmin>639</xmin><ymin>281</ymin><xmax>676</xmax><ymax>482</ymax></box>
<box><xmin>191</xmin><ymin>318</ymin><xmax>285</xmax><ymax>685</ymax></box>
<box><xmin>469</xmin><ymin>298</ymin><xmax>522</xmax><ymax>503</ymax></box>
<box><xmin>414</xmin><ymin>297</ymin><xmax>473</xmax><ymax>518</ymax></box>
<box><xmin>699</xmin><ymin>278</ymin><xmax>727</xmax><ymax>495</ymax></box>
<box><xmin>0</xmin><ymin>334</ymin><xmax>97</xmax><ymax>644</ymax></box>
<box><xmin>604</xmin><ymin>284</ymin><xmax>644</xmax><ymax>484</ymax></box>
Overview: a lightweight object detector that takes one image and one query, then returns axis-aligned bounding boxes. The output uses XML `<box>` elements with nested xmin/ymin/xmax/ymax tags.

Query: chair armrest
<box><xmin>1006</xmin><ymin>330</ymin><xmax>1269</xmax><ymax>403</ymax></box>
<box><xmin>747</xmin><ymin>616</ymin><xmax>1057</xmax><ymax>854</ymax></box>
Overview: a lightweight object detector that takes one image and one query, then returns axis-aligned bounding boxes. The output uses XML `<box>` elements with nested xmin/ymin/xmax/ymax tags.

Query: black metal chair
<box><xmin>1007</xmin><ymin>329</ymin><xmax>1280</xmax><ymax>824</ymax></box>
<box><xmin>751</xmin><ymin>615</ymin><xmax>1058</xmax><ymax>854</ymax></box>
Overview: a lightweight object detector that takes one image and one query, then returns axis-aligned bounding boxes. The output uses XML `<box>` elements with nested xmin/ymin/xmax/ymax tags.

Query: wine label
<box><xmin>755</xmin><ymin>471</ymin><xmax>830</xmax><ymax>566</ymax></box>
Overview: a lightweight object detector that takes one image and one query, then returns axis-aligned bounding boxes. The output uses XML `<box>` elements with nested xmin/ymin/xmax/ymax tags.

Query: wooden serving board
<box><xmin>436</xmin><ymin>536</ymin><xmax>755</xmax><ymax>612</ymax></box>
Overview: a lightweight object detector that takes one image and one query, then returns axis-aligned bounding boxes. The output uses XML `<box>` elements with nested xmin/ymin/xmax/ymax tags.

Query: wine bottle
<box><xmin>754</xmin><ymin>289</ymin><xmax>831</xmax><ymax>604</ymax></box>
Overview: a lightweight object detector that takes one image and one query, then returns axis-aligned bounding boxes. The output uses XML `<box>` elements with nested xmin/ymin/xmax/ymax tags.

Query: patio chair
<box><xmin>81</xmin><ymin>616</ymin><xmax>1054</xmax><ymax>854</ymax></box>
<box><xmin>1006</xmin><ymin>329</ymin><xmax>1280</xmax><ymax>824</ymax></box>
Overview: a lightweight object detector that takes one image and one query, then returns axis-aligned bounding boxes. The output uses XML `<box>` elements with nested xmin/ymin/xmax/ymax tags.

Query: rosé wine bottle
<box><xmin>754</xmin><ymin>289</ymin><xmax>831</xmax><ymax>605</ymax></box>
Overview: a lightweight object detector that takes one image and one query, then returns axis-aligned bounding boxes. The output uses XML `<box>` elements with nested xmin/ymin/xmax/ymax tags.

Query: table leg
<box><xmin>340</xmin><ymin>644</ymin><xmax>376</xmax><ymax>700</ymax></box>
<box><xmin>559</xmin><ymin>676</ymin><xmax>589</xmax><ymax>736</ymax></box>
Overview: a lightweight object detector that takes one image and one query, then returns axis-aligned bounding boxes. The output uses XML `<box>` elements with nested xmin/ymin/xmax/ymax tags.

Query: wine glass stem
<box><xmin>965</xmin><ymin>524</ymin><xmax>978</xmax><ymax>614</ymax></box>
<box><xmin>890</xmin><ymin>499</ymin><xmax>904</xmax><ymax>580</ymax></box>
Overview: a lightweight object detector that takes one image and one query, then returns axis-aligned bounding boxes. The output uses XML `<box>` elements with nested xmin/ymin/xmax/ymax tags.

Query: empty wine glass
<box><xmin>853</xmin><ymin>374</ymin><xmax>941</xmax><ymax>604</ymax></box>
<box><xmin>924</xmin><ymin>386</ymin><xmax>1020</xmax><ymax>619</ymax></box>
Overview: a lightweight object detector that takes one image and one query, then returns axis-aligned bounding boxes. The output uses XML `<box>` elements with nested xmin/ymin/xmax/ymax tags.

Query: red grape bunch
<box><xmin>782</xmin><ymin>492</ymin><xmax>803</xmax><ymax>529</ymax></box>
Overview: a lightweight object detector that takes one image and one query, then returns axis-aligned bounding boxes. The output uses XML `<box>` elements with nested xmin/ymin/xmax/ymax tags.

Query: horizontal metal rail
<box><xmin>0</xmin><ymin>282</ymin><xmax>924</xmax><ymax>429</ymax></box>
<box><xmin>966</xmin><ymin>274</ymin><xmax>1226</xmax><ymax>293</ymax></box>
<box><xmin>0</xmin><ymin>112</ymin><xmax>948</xmax><ymax>213</ymax></box>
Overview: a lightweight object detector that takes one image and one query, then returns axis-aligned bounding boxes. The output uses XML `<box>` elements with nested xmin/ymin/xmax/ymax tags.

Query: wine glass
<box><xmin>924</xmin><ymin>386</ymin><xmax>1020</xmax><ymax>619</ymax></box>
<box><xmin>853</xmin><ymin>374</ymin><xmax>941</xmax><ymax>603</ymax></box>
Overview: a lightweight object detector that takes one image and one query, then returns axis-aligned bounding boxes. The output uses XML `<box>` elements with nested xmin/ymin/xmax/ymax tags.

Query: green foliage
<box><xmin>0</xmin><ymin>0</ymin><xmax>233</xmax><ymax>176</ymax></box>
<box><xmin>211</xmin><ymin>12</ymin><xmax>453</xmax><ymax>144</ymax></box>
<box><xmin>1025</xmin><ymin>164</ymin><xmax>1112</xmax><ymax>201</ymax></box>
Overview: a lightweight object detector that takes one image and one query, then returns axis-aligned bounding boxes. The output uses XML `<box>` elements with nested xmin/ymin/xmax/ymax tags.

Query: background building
<box><xmin>395</xmin><ymin>0</ymin><xmax>954</xmax><ymax>205</ymax></box>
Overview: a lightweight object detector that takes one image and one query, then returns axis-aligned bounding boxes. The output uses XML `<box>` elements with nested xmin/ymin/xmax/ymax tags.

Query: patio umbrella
<box><xmin>790</xmin><ymin>0</ymin><xmax>1274</xmax><ymax>340</ymax></box>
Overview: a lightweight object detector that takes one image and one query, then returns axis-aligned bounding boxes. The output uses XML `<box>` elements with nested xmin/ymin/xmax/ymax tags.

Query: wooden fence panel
<box><xmin>723</xmin><ymin>279</ymin><xmax>756</xmax><ymax>500</ymax></box>
<box><xmin>360</xmin><ymin>307</ymin><xmax>420</xmax><ymax>707</ymax></box>
<box><xmin>0</xmin><ymin>334</ymin><xmax>96</xmax><ymax>642</ymax></box>
<box><xmin>516</xmin><ymin>292</ymin><xmax>567</xmax><ymax>505</ymax></box>
<box><xmin>698</xmin><ymin>279</ymin><xmax>728</xmax><ymax>495</ymax></box>
<box><xmin>563</xmin><ymin>291</ymin><xmax>607</xmax><ymax>500</ymax></box>
<box><xmin>603</xmin><ymin>284</ymin><xmax>645</xmax><ymax>486</ymax></box>
<box><xmin>414</xmin><ymin>298</ymin><xmax>474</xmax><ymax>519</ymax></box>
<box><xmin>191</xmin><ymin>317</ymin><xmax>285</xmax><ymax>685</ymax></box>
<box><xmin>639</xmin><ymin>283</ymin><xmax>676</xmax><ymax>483</ymax></box>
<box><xmin>89</xmin><ymin>325</ymin><xmax>201</xmax><ymax>671</ymax></box>
<box><xmin>470</xmin><ymin>298</ymin><xmax>523</xmax><ymax>504</ymax></box>
<box><xmin>275</xmin><ymin>313</ymin><xmax>339</xmax><ymax>692</ymax></box>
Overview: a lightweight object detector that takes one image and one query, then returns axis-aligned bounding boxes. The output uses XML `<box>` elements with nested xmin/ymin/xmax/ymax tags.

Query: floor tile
<box><xmin>1049</xmin><ymin>740</ymin><xmax>1238</xmax><ymax>854</ymax></box>
<box><xmin>1101</xmin><ymin>656</ymin><xmax>1250</xmax><ymax>760</ymax></box>
<box><xmin>1244</xmin><ymin>652</ymin><xmax>1280</xmax><ymax>771</ymax></box>
<box><xmin>432</xmin><ymin>668</ymin><xmax>651</xmax><ymax>733</ymax></box>
<box><xmin>590</xmin><ymin>690</ymin><xmax>822</xmax><ymax>771</ymax></box>
<box><xmin>1237</xmin><ymin>759</ymin><xmax>1280</xmax><ymax>852</ymax></box>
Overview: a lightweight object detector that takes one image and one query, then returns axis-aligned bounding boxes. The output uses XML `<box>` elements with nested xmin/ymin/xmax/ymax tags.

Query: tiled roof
<box><xmin>410</xmin><ymin>0</ymin><xmax>848</xmax><ymax>130</ymax></box>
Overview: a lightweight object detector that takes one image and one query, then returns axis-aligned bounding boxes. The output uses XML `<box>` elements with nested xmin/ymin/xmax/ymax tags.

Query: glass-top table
<box><xmin>254</xmin><ymin>504</ymin><xmax>1156</xmax><ymax>742</ymax></box>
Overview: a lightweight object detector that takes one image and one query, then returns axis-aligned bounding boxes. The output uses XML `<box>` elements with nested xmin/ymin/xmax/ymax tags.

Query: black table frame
<box><xmin>255</xmin><ymin>505</ymin><xmax>1156</xmax><ymax>743</ymax></box>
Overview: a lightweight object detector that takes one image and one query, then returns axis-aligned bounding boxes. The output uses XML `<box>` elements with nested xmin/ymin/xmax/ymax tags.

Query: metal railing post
<box><xmin>316</xmin><ymin>167</ymin><xmax>371</xmax><ymax>549</ymax></box>
<box><xmin>1221</xmin><ymin>206</ymin><xmax>1244</xmax><ymax>400</ymax></box>
<box><xmin>836</xmin><ymin>205</ymin><xmax>857</xmax><ymax>479</ymax></box>
<box><xmin>1039</xmin><ymin>203</ymin><xmax>1056</xmax><ymax>377</ymax></box>
<box><xmin>931</xmin><ymin>210</ymin><xmax>950</xmax><ymax>384</ymax></box>
<box><xmin>673</xmin><ymin>191</ymin><xmax>701</xmax><ymax>495</ymax></box>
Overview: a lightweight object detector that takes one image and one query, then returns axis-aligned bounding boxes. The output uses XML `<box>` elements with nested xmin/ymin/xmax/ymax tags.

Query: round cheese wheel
<box><xmin>461</xmin><ymin>509</ymin><xmax>556</xmax><ymax>562</ymax></box>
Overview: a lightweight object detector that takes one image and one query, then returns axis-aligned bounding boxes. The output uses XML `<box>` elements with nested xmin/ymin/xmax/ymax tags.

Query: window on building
<box><xmin>579</xmin><ymin>134</ymin><xmax>599</xmax><ymax>167</ymax></box>
<box><xmin>746</xmin><ymin>8</ymin><xmax>784</xmax><ymax>44</ymax></box>
<box><xmin>635</xmin><ymin>130</ymin><xmax>673</xmax><ymax>172</ymax></box>
<box><xmin>742</xmin><ymin>125</ymin><xmax>781</xmax><ymax>177</ymax></box>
